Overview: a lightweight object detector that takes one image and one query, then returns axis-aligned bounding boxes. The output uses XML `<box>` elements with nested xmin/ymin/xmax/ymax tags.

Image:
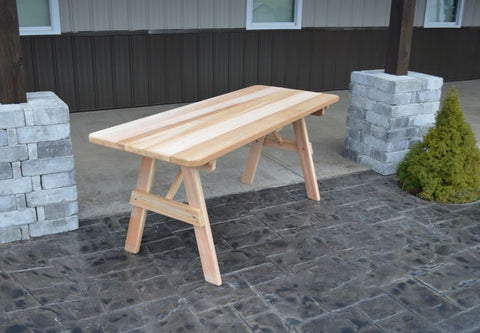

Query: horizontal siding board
<box><xmin>228</xmin><ymin>32</ymin><xmax>244</xmax><ymax>92</ymax></box>
<box><xmin>310</xmin><ymin>30</ymin><xmax>326</xmax><ymax>91</ymax></box>
<box><xmin>33</xmin><ymin>38</ymin><xmax>56</xmax><ymax>92</ymax></box>
<box><xmin>59</xmin><ymin>0</ymin><xmax>480</xmax><ymax>32</ymax></box>
<box><xmin>182</xmin><ymin>34</ymin><xmax>199</xmax><ymax>102</ymax></box>
<box><xmin>149</xmin><ymin>34</ymin><xmax>166</xmax><ymax>105</ymax></box>
<box><xmin>74</xmin><ymin>37</ymin><xmax>96</xmax><ymax>111</ymax></box>
<box><xmin>20</xmin><ymin>38</ymin><xmax>37</xmax><ymax>92</ymax></box>
<box><xmin>131</xmin><ymin>35</ymin><xmax>150</xmax><ymax>106</ymax></box>
<box><xmin>271</xmin><ymin>31</ymin><xmax>287</xmax><ymax>87</ymax></box>
<box><xmin>197</xmin><ymin>32</ymin><xmax>214</xmax><ymax>100</ymax></box>
<box><xmin>213</xmin><ymin>32</ymin><xmax>229</xmax><ymax>96</ymax></box>
<box><xmin>112</xmin><ymin>35</ymin><xmax>132</xmax><ymax>108</ymax></box>
<box><xmin>164</xmin><ymin>34</ymin><xmax>183</xmax><ymax>103</ymax></box>
<box><xmin>257</xmin><ymin>31</ymin><xmax>273</xmax><ymax>86</ymax></box>
<box><xmin>243</xmin><ymin>31</ymin><xmax>258</xmax><ymax>87</ymax></box>
<box><xmin>54</xmin><ymin>36</ymin><xmax>78</xmax><ymax>110</ymax></box>
<box><xmin>20</xmin><ymin>28</ymin><xmax>480</xmax><ymax>112</ymax></box>
<box><xmin>92</xmin><ymin>36</ymin><xmax>114</xmax><ymax>109</ymax></box>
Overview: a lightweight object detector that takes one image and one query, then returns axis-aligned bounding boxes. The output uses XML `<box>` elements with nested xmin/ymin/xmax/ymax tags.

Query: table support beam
<box><xmin>242</xmin><ymin>137</ymin><xmax>265</xmax><ymax>185</ymax></box>
<box><xmin>125</xmin><ymin>157</ymin><xmax>157</xmax><ymax>253</ymax></box>
<box><xmin>182</xmin><ymin>166</ymin><xmax>222</xmax><ymax>286</ymax></box>
<box><xmin>293</xmin><ymin>118</ymin><xmax>320</xmax><ymax>201</ymax></box>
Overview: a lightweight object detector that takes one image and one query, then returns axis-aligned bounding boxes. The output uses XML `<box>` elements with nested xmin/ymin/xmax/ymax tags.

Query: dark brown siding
<box><xmin>19</xmin><ymin>27</ymin><xmax>480</xmax><ymax>112</ymax></box>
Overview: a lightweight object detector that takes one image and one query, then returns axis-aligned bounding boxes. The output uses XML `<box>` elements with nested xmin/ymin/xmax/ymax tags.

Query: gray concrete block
<box><xmin>370</xmin><ymin>148</ymin><xmax>410</xmax><ymax>164</ymax></box>
<box><xmin>0</xmin><ymin>177</ymin><xmax>32</xmax><ymax>196</ymax></box>
<box><xmin>416</xmin><ymin>89</ymin><xmax>442</xmax><ymax>103</ymax></box>
<box><xmin>0</xmin><ymin>145</ymin><xmax>28</xmax><ymax>163</ymax></box>
<box><xmin>32</xmin><ymin>106</ymin><xmax>70</xmax><ymax>125</ymax></box>
<box><xmin>0</xmin><ymin>195</ymin><xmax>16</xmax><ymax>213</ymax></box>
<box><xmin>27</xmin><ymin>91</ymin><xmax>68</xmax><ymax>110</ymax></box>
<box><xmin>0</xmin><ymin>107</ymin><xmax>25</xmax><ymax>129</ymax></box>
<box><xmin>7</xmin><ymin>128</ymin><xmax>18</xmax><ymax>145</ymax></box>
<box><xmin>366</xmin><ymin>111</ymin><xmax>390</xmax><ymax>128</ymax></box>
<box><xmin>412</xmin><ymin>113</ymin><xmax>436</xmax><ymax>127</ymax></box>
<box><xmin>368</xmin><ymin>88</ymin><xmax>415</xmax><ymax>105</ymax></box>
<box><xmin>16</xmin><ymin>124</ymin><xmax>70</xmax><ymax>144</ymax></box>
<box><xmin>0</xmin><ymin>163</ymin><xmax>13</xmax><ymax>180</ymax></box>
<box><xmin>16</xmin><ymin>194</ymin><xmax>27</xmax><ymax>209</ymax></box>
<box><xmin>41</xmin><ymin>170</ymin><xmax>76</xmax><ymax>190</ymax></box>
<box><xmin>372</xmin><ymin>102</ymin><xmax>423</xmax><ymax>118</ymax></box>
<box><xmin>36</xmin><ymin>206</ymin><xmax>45</xmax><ymax>220</ymax></box>
<box><xmin>349</xmin><ymin>83</ymin><xmax>370</xmax><ymax>98</ymax></box>
<box><xmin>0</xmin><ymin>208</ymin><xmax>36</xmax><ymax>228</ymax></box>
<box><xmin>37</xmin><ymin>140</ymin><xmax>73</xmax><ymax>159</ymax></box>
<box><xmin>44</xmin><ymin>201</ymin><xmax>78</xmax><ymax>220</ymax></box>
<box><xmin>12</xmin><ymin>161</ymin><xmax>22</xmax><ymax>178</ymax></box>
<box><xmin>349</xmin><ymin>95</ymin><xmax>374</xmax><ymax>110</ymax></box>
<box><xmin>0</xmin><ymin>226</ymin><xmax>22</xmax><ymax>244</ymax></box>
<box><xmin>29</xmin><ymin>215</ymin><xmax>78</xmax><ymax>238</ymax></box>
<box><xmin>28</xmin><ymin>143</ymin><xmax>38</xmax><ymax>160</ymax></box>
<box><xmin>343</xmin><ymin>148</ymin><xmax>361</xmax><ymax>163</ymax></box>
<box><xmin>22</xmin><ymin>104</ymin><xmax>35</xmax><ymax>126</ymax></box>
<box><xmin>422</xmin><ymin>101</ymin><xmax>440</xmax><ymax>114</ymax></box>
<box><xmin>0</xmin><ymin>130</ymin><xmax>7</xmax><ymax>146</ymax></box>
<box><xmin>32</xmin><ymin>175</ymin><xmax>42</xmax><ymax>191</ymax></box>
<box><xmin>345</xmin><ymin>137</ymin><xmax>370</xmax><ymax>155</ymax></box>
<box><xmin>407</xmin><ymin>71</ymin><xmax>443</xmax><ymax>90</ymax></box>
<box><xmin>358</xmin><ymin>155</ymin><xmax>398</xmax><ymax>175</ymax></box>
<box><xmin>22</xmin><ymin>156</ymin><xmax>75</xmax><ymax>176</ymax></box>
<box><xmin>346</xmin><ymin>105</ymin><xmax>368</xmax><ymax>122</ymax></box>
<box><xmin>350</xmin><ymin>70</ymin><xmax>382</xmax><ymax>86</ymax></box>
<box><xmin>26</xmin><ymin>185</ymin><xmax>77</xmax><ymax>207</ymax></box>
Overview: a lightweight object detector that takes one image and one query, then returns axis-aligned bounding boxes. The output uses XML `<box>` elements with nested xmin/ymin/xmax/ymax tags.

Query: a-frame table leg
<box><xmin>293</xmin><ymin>118</ymin><xmax>321</xmax><ymax>201</ymax></box>
<box><xmin>181</xmin><ymin>166</ymin><xmax>222</xmax><ymax>286</ymax></box>
<box><xmin>242</xmin><ymin>137</ymin><xmax>265</xmax><ymax>184</ymax></box>
<box><xmin>125</xmin><ymin>157</ymin><xmax>157</xmax><ymax>253</ymax></box>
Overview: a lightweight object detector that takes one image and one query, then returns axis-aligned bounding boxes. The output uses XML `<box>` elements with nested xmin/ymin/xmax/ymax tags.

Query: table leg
<box><xmin>125</xmin><ymin>157</ymin><xmax>157</xmax><ymax>253</ymax></box>
<box><xmin>242</xmin><ymin>137</ymin><xmax>265</xmax><ymax>184</ymax></box>
<box><xmin>293</xmin><ymin>118</ymin><xmax>320</xmax><ymax>201</ymax></box>
<box><xmin>181</xmin><ymin>166</ymin><xmax>222</xmax><ymax>286</ymax></box>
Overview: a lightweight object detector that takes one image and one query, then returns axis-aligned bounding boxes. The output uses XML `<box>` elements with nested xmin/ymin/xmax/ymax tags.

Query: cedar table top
<box><xmin>89</xmin><ymin>85</ymin><xmax>339</xmax><ymax>167</ymax></box>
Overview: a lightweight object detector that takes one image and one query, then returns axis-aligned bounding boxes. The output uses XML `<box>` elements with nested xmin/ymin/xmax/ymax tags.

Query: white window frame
<box><xmin>246</xmin><ymin>0</ymin><xmax>303</xmax><ymax>30</ymax></box>
<box><xmin>424</xmin><ymin>0</ymin><xmax>464</xmax><ymax>28</ymax></box>
<box><xmin>19</xmin><ymin>0</ymin><xmax>61</xmax><ymax>36</ymax></box>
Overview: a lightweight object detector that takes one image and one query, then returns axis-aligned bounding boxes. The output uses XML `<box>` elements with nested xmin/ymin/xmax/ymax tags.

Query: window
<box><xmin>424</xmin><ymin>0</ymin><xmax>464</xmax><ymax>28</ymax></box>
<box><xmin>17</xmin><ymin>0</ymin><xmax>61</xmax><ymax>35</ymax></box>
<box><xmin>246</xmin><ymin>0</ymin><xmax>303</xmax><ymax>30</ymax></box>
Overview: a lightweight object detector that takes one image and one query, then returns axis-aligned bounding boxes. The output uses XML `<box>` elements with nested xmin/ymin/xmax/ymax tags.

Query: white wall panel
<box><xmin>57</xmin><ymin>0</ymin><xmax>479</xmax><ymax>32</ymax></box>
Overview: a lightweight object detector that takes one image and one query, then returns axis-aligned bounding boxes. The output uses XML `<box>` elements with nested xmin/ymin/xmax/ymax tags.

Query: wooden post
<box><xmin>0</xmin><ymin>0</ymin><xmax>27</xmax><ymax>104</ymax></box>
<box><xmin>385</xmin><ymin>0</ymin><xmax>416</xmax><ymax>76</ymax></box>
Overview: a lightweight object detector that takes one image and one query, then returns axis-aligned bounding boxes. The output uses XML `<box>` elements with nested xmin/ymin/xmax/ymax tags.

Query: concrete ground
<box><xmin>71</xmin><ymin>79</ymin><xmax>480</xmax><ymax>220</ymax></box>
<box><xmin>1</xmin><ymin>171</ymin><xmax>479</xmax><ymax>332</ymax></box>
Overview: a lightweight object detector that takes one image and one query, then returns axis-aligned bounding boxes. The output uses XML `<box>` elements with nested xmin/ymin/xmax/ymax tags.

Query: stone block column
<box><xmin>0</xmin><ymin>92</ymin><xmax>78</xmax><ymax>244</ymax></box>
<box><xmin>344</xmin><ymin>70</ymin><xmax>443</xmax><ymax>175</ymax></box>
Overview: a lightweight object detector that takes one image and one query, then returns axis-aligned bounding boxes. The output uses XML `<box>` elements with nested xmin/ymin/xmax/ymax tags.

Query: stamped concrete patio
<box><xmin>1</xmin><ymin>79</ymin><xmax>479</xmax><ymax>332</ymax></box>
<box><xmin>1</xmin><ymin>170</ymin><xmax>479</xmax><ymax>332</ymax></box>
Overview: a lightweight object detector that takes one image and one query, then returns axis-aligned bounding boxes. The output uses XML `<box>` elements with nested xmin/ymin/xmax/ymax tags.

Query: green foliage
<box><xmin>397</xmin><ymin>87</ymin><xmax>480</xmax><ymax>203</ymax></box>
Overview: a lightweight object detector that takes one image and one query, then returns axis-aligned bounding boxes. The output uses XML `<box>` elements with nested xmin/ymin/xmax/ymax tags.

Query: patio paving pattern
<box><xmin>1</xmin><ymin>171</ymin><xmax>479</xmax><ymax>332</ymax></box>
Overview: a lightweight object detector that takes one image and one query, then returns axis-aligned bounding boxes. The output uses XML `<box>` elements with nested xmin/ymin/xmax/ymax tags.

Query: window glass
<box><xmin>17</xmin><ymin>0</ymin><xmax>61</xmax><ymax>35</ymax></box>
<box><xmin>424</xmin><ymin>0</ymin><xmax>464</xmax><ymax>27</ymax></box>
<box><xmin>17</xmin><ymin>0</ymin><xmax>51</xmax><ymax>27</ymax></box>
<box><xmin>246</xmin><ymin>0</ymin><xmax>302</xmax><ymax>30</ymax></box>
<box><xmin>252</xmin><ymin>0</ymin><xmax>294</xmax><ymax>23</ymax></box>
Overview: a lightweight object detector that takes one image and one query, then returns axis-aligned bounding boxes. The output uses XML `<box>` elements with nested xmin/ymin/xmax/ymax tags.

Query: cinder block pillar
<box><xmin>0</xmin><ymin>92</ymin><xmax>78</xmax><ymax>243</ymax></box>
<box><xmin>344</xmin><ymin>70</ymin><xmax>443</xmax><ymax>175</ymax></box>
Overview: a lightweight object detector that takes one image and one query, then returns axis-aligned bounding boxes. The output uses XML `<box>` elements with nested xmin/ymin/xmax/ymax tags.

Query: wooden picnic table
<box><xmin>89</xmin><ymin>85</ymin><xmax>339</xmax><ymax>286</ymax></box>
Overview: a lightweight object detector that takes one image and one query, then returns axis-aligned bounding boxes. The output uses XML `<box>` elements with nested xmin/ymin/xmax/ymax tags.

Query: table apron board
<box><xmin>88</xmin><ymin>85</ymin><xmax>339</xmax><ymax>286</ymax></box>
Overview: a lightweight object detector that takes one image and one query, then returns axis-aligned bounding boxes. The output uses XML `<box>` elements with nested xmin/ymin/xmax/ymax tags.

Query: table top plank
<box><xmin>89</xmin><ymin>85</ymin><xmax>339</xmax><ymax>167</ymax></box>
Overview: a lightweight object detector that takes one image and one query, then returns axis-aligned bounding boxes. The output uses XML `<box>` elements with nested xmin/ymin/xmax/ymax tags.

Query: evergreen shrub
<box><xmin>397</xmin><ymin>87</ymin><xmax>480</xmax><ymax>203</ymax></box>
